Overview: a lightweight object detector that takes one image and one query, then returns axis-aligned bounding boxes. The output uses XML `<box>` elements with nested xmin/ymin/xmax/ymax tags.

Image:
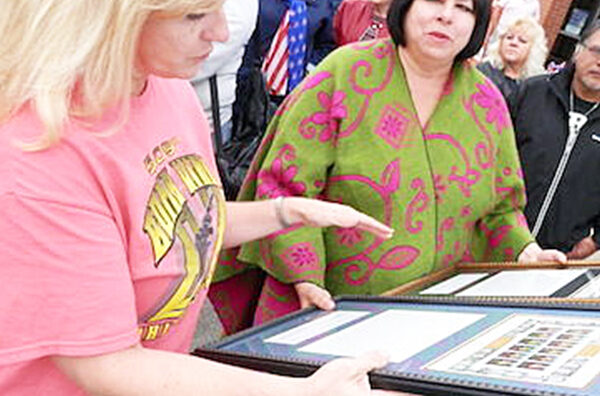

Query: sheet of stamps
<box><xmin>427</xmin><ymin>314</ymin><xmax>600</xmax><ymax>389</ymax></box>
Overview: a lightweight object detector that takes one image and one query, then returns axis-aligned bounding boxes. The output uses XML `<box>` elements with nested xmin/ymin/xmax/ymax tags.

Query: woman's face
<box><xmin>136</xmin><ymin>9</ymin><xmax>228</xmax><ymax>80</ymax></box>
<box><xmin>500</xmin><ymin>26</ymin><xmax>532</xmax><ymax>66</ymax></box>
<box><xmin>403</xmin><ymin>0</ymin><xmax>476</xmax><ymax>65</ymax></box>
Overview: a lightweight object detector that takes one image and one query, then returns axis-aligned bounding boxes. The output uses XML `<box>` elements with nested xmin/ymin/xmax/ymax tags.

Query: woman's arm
<box><xmin>470</xmin><ymin>81</ymin><xmax>565</xmax><ymax>264</ymax></box>
<box><xmin>223</xmin><ymin>197</ymin><xmax>393</xmax><ymax>248</ymax></box>
<box><xmin>53</xmin><ymin>345</ymin><xmax>397</xmax><ymax>396</ymax></box>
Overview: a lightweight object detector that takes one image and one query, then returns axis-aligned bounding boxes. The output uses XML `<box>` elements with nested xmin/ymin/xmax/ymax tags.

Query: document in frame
<box><xmin>196</xmin><ymin>297</ymin><xmax>600</xmax><ymax>396</ymax></box>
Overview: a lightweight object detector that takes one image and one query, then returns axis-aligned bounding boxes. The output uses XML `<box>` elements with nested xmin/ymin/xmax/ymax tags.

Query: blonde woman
<box><xmin>0</xmin><ymin>1</ymin><xmax>402</xmax><ymax>395</ymax></box>
<box><xmin>477</xmin><ymin>16</ymin><xmax>548</xmax><ymax>100</ymax></box>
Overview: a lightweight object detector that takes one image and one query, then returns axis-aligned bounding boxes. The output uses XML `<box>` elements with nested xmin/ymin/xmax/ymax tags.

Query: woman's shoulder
<box><xmin>321</xmin><ymin>38</ymin><xmax>396</xmax><ymax>69</ymax></box>
<box><xmin>0</xmin><ymin>108</ymin><xmax>102</xmax><ymax>202</ymax></box>
<box><xmin>459</xmin><ymin>61</ymin><xmax>498</xmax><ymax>85</ymax></box>
<box><xmin>147</xmin><ymin>76</ymin><xmax>202</xmax><ymax>112</ymax></box>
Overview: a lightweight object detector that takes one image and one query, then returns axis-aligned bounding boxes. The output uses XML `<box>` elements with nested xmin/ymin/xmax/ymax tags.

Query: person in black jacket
<box><xmin>511</xmin><ymin>21</ymin><xmax>600</xmax><ymax>259</ymax></box>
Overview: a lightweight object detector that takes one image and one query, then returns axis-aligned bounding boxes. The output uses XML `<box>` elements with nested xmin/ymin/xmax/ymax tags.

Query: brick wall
<box><xmin>540</xmin><ymin>0</ymin><xmax>574</xmax><ymax>48</ymax></box>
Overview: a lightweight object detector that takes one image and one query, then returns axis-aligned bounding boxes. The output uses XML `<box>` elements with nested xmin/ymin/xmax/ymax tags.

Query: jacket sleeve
<box><xmin>469</xmin><ymin>86</ymin><xmax>535</xmax><ymax>262</ymax></box>
<box><xmin>235</xmin><ymin>57</ymin><xmax>340</xmax><ymax>287</ymax></box>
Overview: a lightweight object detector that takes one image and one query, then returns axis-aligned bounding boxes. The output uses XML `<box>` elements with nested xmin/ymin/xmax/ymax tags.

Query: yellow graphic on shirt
<box><xmin>140</xmin><ymin>154</ymin><xmax>225</xmax><ymax>341</ymax></box>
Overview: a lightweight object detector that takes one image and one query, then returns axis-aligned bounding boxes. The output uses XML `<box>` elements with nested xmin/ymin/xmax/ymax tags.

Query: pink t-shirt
<box><xmin>0</xmin><ymin>77</ymin><xmax>226</xmax><ymax>395</ymax></box>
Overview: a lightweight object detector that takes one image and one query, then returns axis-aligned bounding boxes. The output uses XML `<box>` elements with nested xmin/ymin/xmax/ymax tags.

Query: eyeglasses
<box><xmin>581</xmin><ymin>42</ymin><xmax>600</xmax><ymax>58</ymax></box>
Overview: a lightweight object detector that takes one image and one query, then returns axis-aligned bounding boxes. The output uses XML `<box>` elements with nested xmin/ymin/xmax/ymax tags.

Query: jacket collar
<box><xmin>549</xmin><ymin>64</ymin><xmax>600</xmax><ymax>120</ymax></box>
<box><xmin>548</xmin><ymin>64</ymin><xmax>574</xmax><ymax>111</ymax></box>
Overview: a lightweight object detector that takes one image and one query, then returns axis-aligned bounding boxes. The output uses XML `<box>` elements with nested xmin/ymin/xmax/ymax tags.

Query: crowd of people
<box><xmin>1</xmin><ymin>0</ymin><xmax>599</xmax><ymax>394</ymax></box>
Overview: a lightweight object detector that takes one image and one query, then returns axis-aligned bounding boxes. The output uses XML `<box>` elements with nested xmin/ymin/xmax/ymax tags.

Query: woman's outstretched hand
<box><xmin>517</xmin><ymin>242</ymin><xmax>567</xmax><ymax>264</ymax></box>
<box><xmin>283</xmin><ymin>197</ymin><xmax>393</xmax><ymax>312</ymax></box>
<box><xmin>281</xmin><ymin>197</ymin><xmax>394</xmax><ymax>239</ymax></box>
<box><xmin>294</xmin><ymin>282</ymin><xmax>335</xmax><ymax>310</ymax></box>
<box><xmin>306</xmin><ymin>352</ymin><xmax>415</xmax><ymax>396</ymax></box>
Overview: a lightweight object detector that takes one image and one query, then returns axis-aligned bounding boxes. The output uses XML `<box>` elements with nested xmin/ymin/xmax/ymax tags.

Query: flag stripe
<box><xmin>262</xmin><ymin>2</ymin><xmax>307</xmax><ymax>96</ymax></box>
<box><xmin>262</xmin><ymin>12</ymin><xmax>290</xmax><ymax>96</ymax></box>
<box><xmin>263</xmin><ymin>15</ymin><xmax>289</xmax><ymax>71</ymax></box>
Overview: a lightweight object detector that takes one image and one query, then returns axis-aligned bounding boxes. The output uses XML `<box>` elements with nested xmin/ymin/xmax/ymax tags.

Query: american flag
<box><xmin>262</xmin><ymin>1</ymin><xmax>307</xmax><ymax>96</ymax></box>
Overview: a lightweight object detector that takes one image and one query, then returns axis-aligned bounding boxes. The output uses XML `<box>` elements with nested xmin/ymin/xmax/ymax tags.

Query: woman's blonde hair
<box><xmin>0</xmin><ymin>0</ymin><xmax>221</xmax><ymax>149</ymax></box>
<box><xmin>485</xmin><ymin>17</ymin><xmax>548</xmax><ymax>80</ymax></box>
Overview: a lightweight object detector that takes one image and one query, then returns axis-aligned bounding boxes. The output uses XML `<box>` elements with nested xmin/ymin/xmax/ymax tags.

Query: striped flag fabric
<box><xmin>262</xmin><ymin>0</ymin><xmax>307</xmax><ymax>96</ymax></box>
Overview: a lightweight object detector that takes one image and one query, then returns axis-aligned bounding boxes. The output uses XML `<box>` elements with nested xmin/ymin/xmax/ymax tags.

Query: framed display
<box><xmin>195</xmin><ymin>296</ymin><xmax>600</xmax><ymax>395</ymax></box>
<box><xmin>382</xmin><ymin>261</ymin><xmax>600</xmax><ymax>301</ymax></box>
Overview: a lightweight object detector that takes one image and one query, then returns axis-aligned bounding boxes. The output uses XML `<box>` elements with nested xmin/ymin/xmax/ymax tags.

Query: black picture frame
<box><xmin>194</xmin><ymin>296</ymin><xmax>600</xmax><ymax>396</ymax></box>
<box><xmin>382</xmin><ymin>263</ymin><xmax>600</xmax><ymax>301</ymax></box>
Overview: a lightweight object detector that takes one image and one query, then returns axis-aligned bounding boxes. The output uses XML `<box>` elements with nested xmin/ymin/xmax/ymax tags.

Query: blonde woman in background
<box><xmin>477</xmin><ymin>17</ymin><xmax>548</xmax><ymax>101</ymax></box>
<box><xmin>0</xmin><ymin>1</ymin><xmax>406</xmax><ymax>395</ymax></box>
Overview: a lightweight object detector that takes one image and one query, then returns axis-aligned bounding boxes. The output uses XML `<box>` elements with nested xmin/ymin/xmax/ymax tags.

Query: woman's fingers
<box><xmin>294</xmin><ymin>282</ymin><xmax>335</xmax><ymax>310</ymax></box>
<box><xmin>344</xmin><ymin>351</ymin><xmax>390</xmax><ymax>380</ymax></box>
<box><xmin>537</xmin><ymin>249</ymin><xmax>567</xmax><ymax>264</ymax></box>
<box><xmin>308</xmin><ymin>351</ymin><xmax>389</xmax><ymax>395</ymax></box>
<box><xmin>284</xmin><ymin>197</ymin><xmax>393</xmax><ymax>239</ymax></box>
<box><xmin>353</xmin><ymin>211</ymin><xmax>394</xmax><ymax>239</ymax></box>
<box><xmin>518</xmin><ymin>243</ymin><xmax>567</xmax><ymax>264</ymax></box>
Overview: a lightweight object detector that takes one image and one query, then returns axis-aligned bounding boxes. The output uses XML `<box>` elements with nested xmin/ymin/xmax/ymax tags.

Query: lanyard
<box><xmin>569</xmin><ymin>90</ymin><xmax>600</xmax><ymax>135</ymax></box>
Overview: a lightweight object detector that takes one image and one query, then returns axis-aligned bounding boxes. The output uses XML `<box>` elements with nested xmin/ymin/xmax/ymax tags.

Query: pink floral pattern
<box><xmin>257</xmin><ymin>157</ymin><xmax>306</xmax><ymax>198</ymax></box>
<box><xmin>335</xmin><ymin>227</ymin><xmax>363</xmax><ymax>247</ymax></box>
<box><xmin>281</xmin><ymin>242</ymin><xmax>319</xmax><ymax>271</ymax></box>
<box><xmin>377</xmin><ymin>246</ymin><xmax>419</xmax><ymax>270</ymax></box>
<box><xmin>375</xmin><ymin>105</ymin><xmax>411</xmax><ymax>149</ymax></box>
<box><xmin>473</xmin><ymin>81</ymin><xmax>510</xmax><ymax>133</ymax></box>
<box><xmin>460</xmin><ymin>206</ymin><xmax>472</xmax><ymax>217</ymax></box>
<box><xmin>436</xmin><ymin>218</ymin><xmax>455</xmax><ymax>251</ymax></box>
<box><xmin>302</xmin><ymin>71</ymin><xmax>332</xmax><ymax>91</ymax></box>
<box><xmin>405</xmin><ymin>178</ymin><xmax>429</xmax><ymax>234</ymax></box>
<box><xmin>302</xmin><ymin>91</ymin><xmax>348</xmax><ymax>143</ymax></box>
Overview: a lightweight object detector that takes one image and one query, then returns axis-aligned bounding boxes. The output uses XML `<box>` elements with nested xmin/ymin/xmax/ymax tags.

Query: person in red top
<box><xmin>334</xmin><ymin>0</ymin><xmax>391</xmax><ymax>45</ymax></box>
<box><xmin>0</xmin><ymin>1</ymin><xmax>405</xmax><ymax>395</ymax></box>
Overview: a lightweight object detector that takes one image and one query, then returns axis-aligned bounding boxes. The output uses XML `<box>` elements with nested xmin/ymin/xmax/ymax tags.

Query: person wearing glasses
<box><xmin>511</xmin><ymin>21</ymin><xmax>600</xmax><ymax>260</ymax></box>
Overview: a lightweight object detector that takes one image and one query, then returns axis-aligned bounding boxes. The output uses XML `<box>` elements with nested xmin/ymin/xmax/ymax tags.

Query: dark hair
<box><xmin>579</xmin><ymin>20</ymin><xmax>600</xmax><ymax>45</ymax></box>
<box><xmin>386</xmin><ymin>0</ymin><xmax>491</xmax><ymax>63</ymax></box>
